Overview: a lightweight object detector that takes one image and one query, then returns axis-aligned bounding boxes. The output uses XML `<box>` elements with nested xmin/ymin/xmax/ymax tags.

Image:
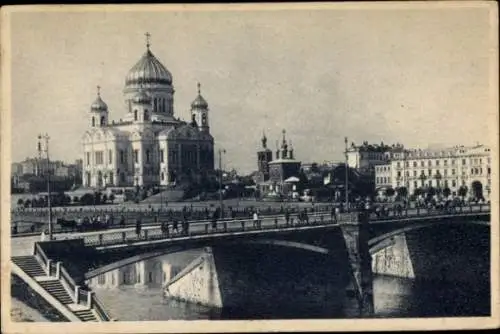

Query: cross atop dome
<box><xmin>197</xmin><ymin>82</ymin><xmax>201</xmax><ymax>95</ymax></box>
<box><xmin>145</xmin><ymin>32</ymin><xmax>151</xmax><ymax>50</ymax></box>
<box><xmin>97</xmin><ymin>85</ymin><xmax>101</xmax><ymax>96</ymax></box>
<box><xmin>261</xmin><ymin>130</ymin><xmax>268</xmax><ymax>149</ymax></box>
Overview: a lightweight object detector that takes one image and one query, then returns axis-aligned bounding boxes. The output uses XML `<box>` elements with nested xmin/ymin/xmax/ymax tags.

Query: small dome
<box><xmin>125</xmin><ymin>49</ymin><xmax>173</xmax><ymax>87</ymax></box>
<box><xmin>191</xmin><ymin>82</ymin><xmax>208</xmax><ymax>109</ymax></box>
<box><xmin>132</xmin><ymin>89</ymin><xmax>152</xmax><ymax>104</ymax></box>
<box><xmin>91</xmin><ymin>87</ymin><xmax>108</xmax><ymax>112</ymax></box>
<box><xmin>191</xmin><ymin>95</ymin><xmax>208</xmax><ymax>109</ymax></box>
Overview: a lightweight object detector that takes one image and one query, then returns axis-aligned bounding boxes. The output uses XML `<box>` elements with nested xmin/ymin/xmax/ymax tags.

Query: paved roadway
<box><xmin>12</xmin><ymin>204</ymin><xmax>489</xmax><ymax>257</ymax></box>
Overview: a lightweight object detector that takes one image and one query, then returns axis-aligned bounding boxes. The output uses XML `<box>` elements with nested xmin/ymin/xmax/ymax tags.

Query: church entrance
<box><xmin>97</xmin><ymin>171</ymin><xmax>103</xmax><ymax>188</ymax></box>
<box><xmin>85</xmin><ymin>172</ymin><xmax>91</xmax><ymax>187</ymax></box>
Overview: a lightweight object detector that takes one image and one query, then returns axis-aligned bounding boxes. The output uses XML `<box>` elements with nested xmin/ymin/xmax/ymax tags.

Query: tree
<box><xmin>384</xmin><ymin>187</ymin><xmax>395</xmax><ymax>198</ymax></box>
<box><xmin>73</xmin><ymin>196</ymin><xmax>79</xmax><ymax>204</ymax></box>
<box><xmin>102</xmin><ymin>194</ymin><xmax>108</xmax><ymax>204</ymax></box>
<box><xmin>426</xmin><ymin>186</ymin><xmax>436</xmax><ymax>198</ymax></box>
<box><xmin>442</xmin><ymin>187</ymin><xmax>451</xmax><ymax>198</ymax></box>
<box><xmin>17</xmin><ymin>198</ymin><xmax>24</xmax><ymax>206</ymax></box>
<box><xmin>109</xmin><ymin>193</ymin><xmax>115</xmax><ymax>204</ymax></box>
<box><xmin>413</xmin><ymin>187</ymin><xmax>423</xmax><ymax>197</ymax></box>
<box><xmin>397</xmin><ymin>186</ymin><xmax>408</xmax><ymax>199</ymax></box>
<box><xmin>458</xmin><ymin>185</ymin><xmax>468</xmax><ymax>199</ymax></box>
<box><xmin>80</xmin><ymin>193</ymin><xmax>94</xmax><ymax>205</ymax></box>
<box><xmin>471</xmin><ymin>181</ymin><xmax>483</xmax><ymax>200</ymax></box>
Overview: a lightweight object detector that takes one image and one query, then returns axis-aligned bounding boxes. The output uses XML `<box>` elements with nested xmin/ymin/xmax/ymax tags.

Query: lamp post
<box><xmin>38</xmin><ymin>134</ymin><xmax>53</xmax><ymax>240</ymax></box>
<box><xmin>344</xmin><ymin>137</ymin><xmax>349</xmax><ymax>212</ymax></box>
<box><xmin>218</xmin><ymin>149</ymin><xmax>226</xmax><ymax>219</ymax></box>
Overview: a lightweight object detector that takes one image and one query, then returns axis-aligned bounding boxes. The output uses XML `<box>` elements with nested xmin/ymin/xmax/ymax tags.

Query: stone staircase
<box><xmin>12</xmin><ymin>256</ymin><xmax>46</xmax><ymax>277</ymax></box>
<box><xmin>38</xmin><ymin>280</ymin><xmax>74</xmax><ymax>305</ymax></box>
<box><xmin>11</xmin><ymin>254</ymin><xmax>107</xmax><ymax>322</ymax></box>
<box><xmin>74</xmin><ymin>309</ymin><xmax>98</xmax><ymax>322</ymax></box>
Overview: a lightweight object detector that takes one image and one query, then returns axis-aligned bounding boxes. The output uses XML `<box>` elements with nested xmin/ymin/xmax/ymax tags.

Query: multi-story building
<box><xmin>346</xmin><ymin>141</ymin><xmax>405</xmax><ymax>175</ymax></box>
<box><xmin>375</xmin><ymin>144</ymin><xmax>492</xmax><ymax>200</ymax></box>
<box><xmin>82</xmin><ymin>35</ymin><xmax>214</xmax><ymax>188</ymax></box>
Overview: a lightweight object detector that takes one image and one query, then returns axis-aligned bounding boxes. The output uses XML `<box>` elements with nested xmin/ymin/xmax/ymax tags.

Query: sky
<box><xmin>8</xmin><ymin>4</ymin><xmax>497</xmax><ymax>174</ymax></box>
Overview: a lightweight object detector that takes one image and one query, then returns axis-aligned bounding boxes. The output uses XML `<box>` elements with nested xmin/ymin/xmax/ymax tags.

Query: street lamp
<box><xmin>218</xmin><ymin>148</ymin><xmax>226</xmax><ymax>219</ymax></box>
<box><xmin>38</xmin><ymin>134</ymin><xmax>53</xmax><ymax>240</ymax></box>
<box><xmin>344</xmin><ymin>137</ymin><xmax>350</xmax><ymax>212</ymax></box>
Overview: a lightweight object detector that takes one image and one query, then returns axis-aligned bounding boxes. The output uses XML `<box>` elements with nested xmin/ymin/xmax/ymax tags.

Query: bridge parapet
<box><xmin>74</xmin><ymin>204</ymin><xmax>489</xmax><ymax>249</ymax></box>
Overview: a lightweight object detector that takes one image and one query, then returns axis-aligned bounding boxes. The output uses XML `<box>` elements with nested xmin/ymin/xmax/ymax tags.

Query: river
<box><xmin>94</xmin><ymin>255</ymin><xmax>490</xmax><ymax>320</ymax></box>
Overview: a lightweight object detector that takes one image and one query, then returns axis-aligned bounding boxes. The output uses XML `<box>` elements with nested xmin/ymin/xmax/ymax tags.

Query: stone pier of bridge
<box><xmin>165</xmin><ymin>212</ymin><xmax>376</xmax><ymax>317</ymax></box>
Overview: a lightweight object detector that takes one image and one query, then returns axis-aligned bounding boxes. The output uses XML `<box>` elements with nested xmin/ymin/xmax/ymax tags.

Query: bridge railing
<box><xmin>77</xmin><ymin>204</ymin><xmax>491</xmax><ymax>248</ymax></box>
<box><xmin>81</xmin><ymin>211</ymin><xmax>360</xmax><ymax>247</ymax></box>
<box><xmin>368</xmin><ymin>203</ymin><xmax>490</xmax><ymax>221</ymax></box>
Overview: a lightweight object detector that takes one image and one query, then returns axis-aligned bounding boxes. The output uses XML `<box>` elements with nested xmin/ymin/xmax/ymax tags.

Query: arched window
<box><xmin>162</xmin><ymin>99</ymin><xmax>166</xmax><ymax>113</ymax></box>
<box><xmin>153</xmin><ymin>98</ymin><xmax>157</xmax><ymax>113</ymax></box>
<box><xmin>100</xmin><ymin>116</ymin><xmax>106</xmax><ymax>126</ymax></box>
<box><xmin>144</xmin><ymin>110</ymin><xmax>149</xmax><ymax>121</ymax></box>
<box><xmin>134</xmin><ymin>110</ymin><xmax>138</xmax><ymax>121</ymax></box>
<box><xmin>146</xmin><ymin>149</ymin><xmax>150</xmax><ymax>163</ymax></box>
<box><xmin>92</xmin><ymin>116</ymin><xmax>95</xmax><ymax>127</ymax></box>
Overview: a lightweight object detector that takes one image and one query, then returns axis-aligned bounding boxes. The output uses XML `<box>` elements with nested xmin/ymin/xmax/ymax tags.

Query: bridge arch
<box><xmin>368</xmin><ymin>219</ymin><xmax>489</xmax><ymax>251</ymax></box>
<box><xmin>84</xmin><ymin>239</ymin><xmax>332</xmax><ymax>280</ymax></box>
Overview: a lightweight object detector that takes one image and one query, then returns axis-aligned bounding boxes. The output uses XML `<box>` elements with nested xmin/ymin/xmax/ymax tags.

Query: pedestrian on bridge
<box><xmin>285</xmin><ymin>208</ymin><xmax>290</xmax><ymax>226</ymax></box>
<box><xmin>211</xmin><ymin>209</ymin><xmax>218</xmax><ymax>232</ymax></box>
<box><xmin>181</xmin><ymin>217</ymin><xmax>189</xmax><ymax>236</ymax></box>
<box><xmin>253</xmin><ymin>211</ymin><xmax>259</xmax><ymax>229</ymax></box>
<box><xmin>135</xmin><ymin>218</ymin><xmax>142</xmax><ymax>239</ymax></box>
<box><xmin>161</xmin><ymin>221</ymin><xmax>169</xmax><ymax>237</ymax></box>
<box><xmin>172</xmin><ymin>219</ymin><xmax>179</xmax><ymax>234</ymax></box>
<box><xmin>119</xmin><ymin>215</ymin><xmax>126</xmax><ymax>227</ymax></box>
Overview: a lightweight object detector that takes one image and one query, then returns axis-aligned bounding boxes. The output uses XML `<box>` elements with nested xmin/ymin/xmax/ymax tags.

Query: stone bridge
<box><xmin>34</xmin><ymin>205</ymin><xmax>490</xmax><ymax>317</ymax></box>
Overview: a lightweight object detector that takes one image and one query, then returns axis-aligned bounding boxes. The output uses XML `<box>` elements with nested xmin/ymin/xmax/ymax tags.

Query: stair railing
<box><xmin>33</xmin><ymin>242</ymin><xmax>49</xmax><ymax>275</ymax></box>
<box><xmin>91</xmin><ymin>293</ymin><xmax>113</xmax><ymax>321</ymax></box>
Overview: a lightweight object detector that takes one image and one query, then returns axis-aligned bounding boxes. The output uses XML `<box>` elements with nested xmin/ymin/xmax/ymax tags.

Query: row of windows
<box><xmin>377</xmin><ymin>177</ymin><xmax>462</xmax><ymax>189</ymax></box>
<box><xmin>134</xmin><ymin>109</ymin><xmax>150</xmax><ymax>122</ymax></box>
<box><xmin>391</xmin><ymin>179</ymin><xmax>464</xmax><ymax>189</ymax></box>
<box><xmin>395</xmin><ymin>157</ymin><xmax>489</xmax><ymax>169</ymax></box>
<box><xmin>88</xmin><ymin>147</ymin><xmax>213</xmax><ymax>166</ymax></box>
<box><xmin>389</xmin><ymin>167</ymin><xmax>491</xmax><ymax>179</ymax></box>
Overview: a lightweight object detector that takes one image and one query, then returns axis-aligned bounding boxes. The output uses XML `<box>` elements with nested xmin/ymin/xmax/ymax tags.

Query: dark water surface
<box><xmin>95</xmin><ymin>273</ymin><xmax>490</xmax><ymax>320</ymax></box>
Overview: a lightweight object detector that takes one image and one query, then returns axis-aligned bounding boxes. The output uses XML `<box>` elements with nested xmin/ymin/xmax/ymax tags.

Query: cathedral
<box><xmin>82</xmin><ymin>34</ymin><xmax>214</xmax><ymax>188</ymax></box>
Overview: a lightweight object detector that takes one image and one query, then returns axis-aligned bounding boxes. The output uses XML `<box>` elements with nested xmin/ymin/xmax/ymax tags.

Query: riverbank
<box><xmin>10</xmin><ymin>298</ymin><xmax>49</xmax><ymax>322</ymax></box>
<box><xmin>10</xmin><ymin>274</ymin><xmax>68</xmax><ymax>322</ymax></box>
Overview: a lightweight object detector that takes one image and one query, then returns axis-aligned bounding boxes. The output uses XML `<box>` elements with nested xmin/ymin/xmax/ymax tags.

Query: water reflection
<box><xmin>93</xmin><ymin>273</ymin><xmax>489</xmax><ymax>320</ymax></box>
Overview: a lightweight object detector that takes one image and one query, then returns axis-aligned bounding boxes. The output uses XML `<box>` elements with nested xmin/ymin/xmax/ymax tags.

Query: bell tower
<box><xmin>89</xmin><ymin>86</ymin><xmax>108</xmax><ymax>128</ymax></box>
<box><xmin>257</xmin><ymin>131</ymin><xmax>273</xmax><ymax>181</ymax></box>
<box><xmin>191</xmin><ymin>82</ymin><xmax>210</xmax><ymax>133</ymax></box>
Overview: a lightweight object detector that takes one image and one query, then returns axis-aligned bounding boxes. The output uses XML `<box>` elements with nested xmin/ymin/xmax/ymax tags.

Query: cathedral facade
<box><xmin>82</xmin><ymin>35</ymin><xmax>214</xmax><ymax>188</ymax></box>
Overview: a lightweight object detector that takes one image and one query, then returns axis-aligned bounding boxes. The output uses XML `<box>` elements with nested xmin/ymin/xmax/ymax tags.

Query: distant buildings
<box><xmin>11</xmin><ymin>158</ymin><xmax>82</xmax><ymax>193</ymax></box>
<box><xmin>374</xmin><ymin>144</ymin><xmax>492</xmax><ymax>200</ymax></box>
<box><xmin>346</xmin><ymin>141</ymin><xmax>405</xmax><ymax>176</ymax></box>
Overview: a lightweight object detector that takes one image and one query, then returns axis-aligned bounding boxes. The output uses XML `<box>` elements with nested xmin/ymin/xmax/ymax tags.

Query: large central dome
<box><xmin>125</xmin><ymin>49</ymin><xmax>173</xmax><ymax>86</ymax></box>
